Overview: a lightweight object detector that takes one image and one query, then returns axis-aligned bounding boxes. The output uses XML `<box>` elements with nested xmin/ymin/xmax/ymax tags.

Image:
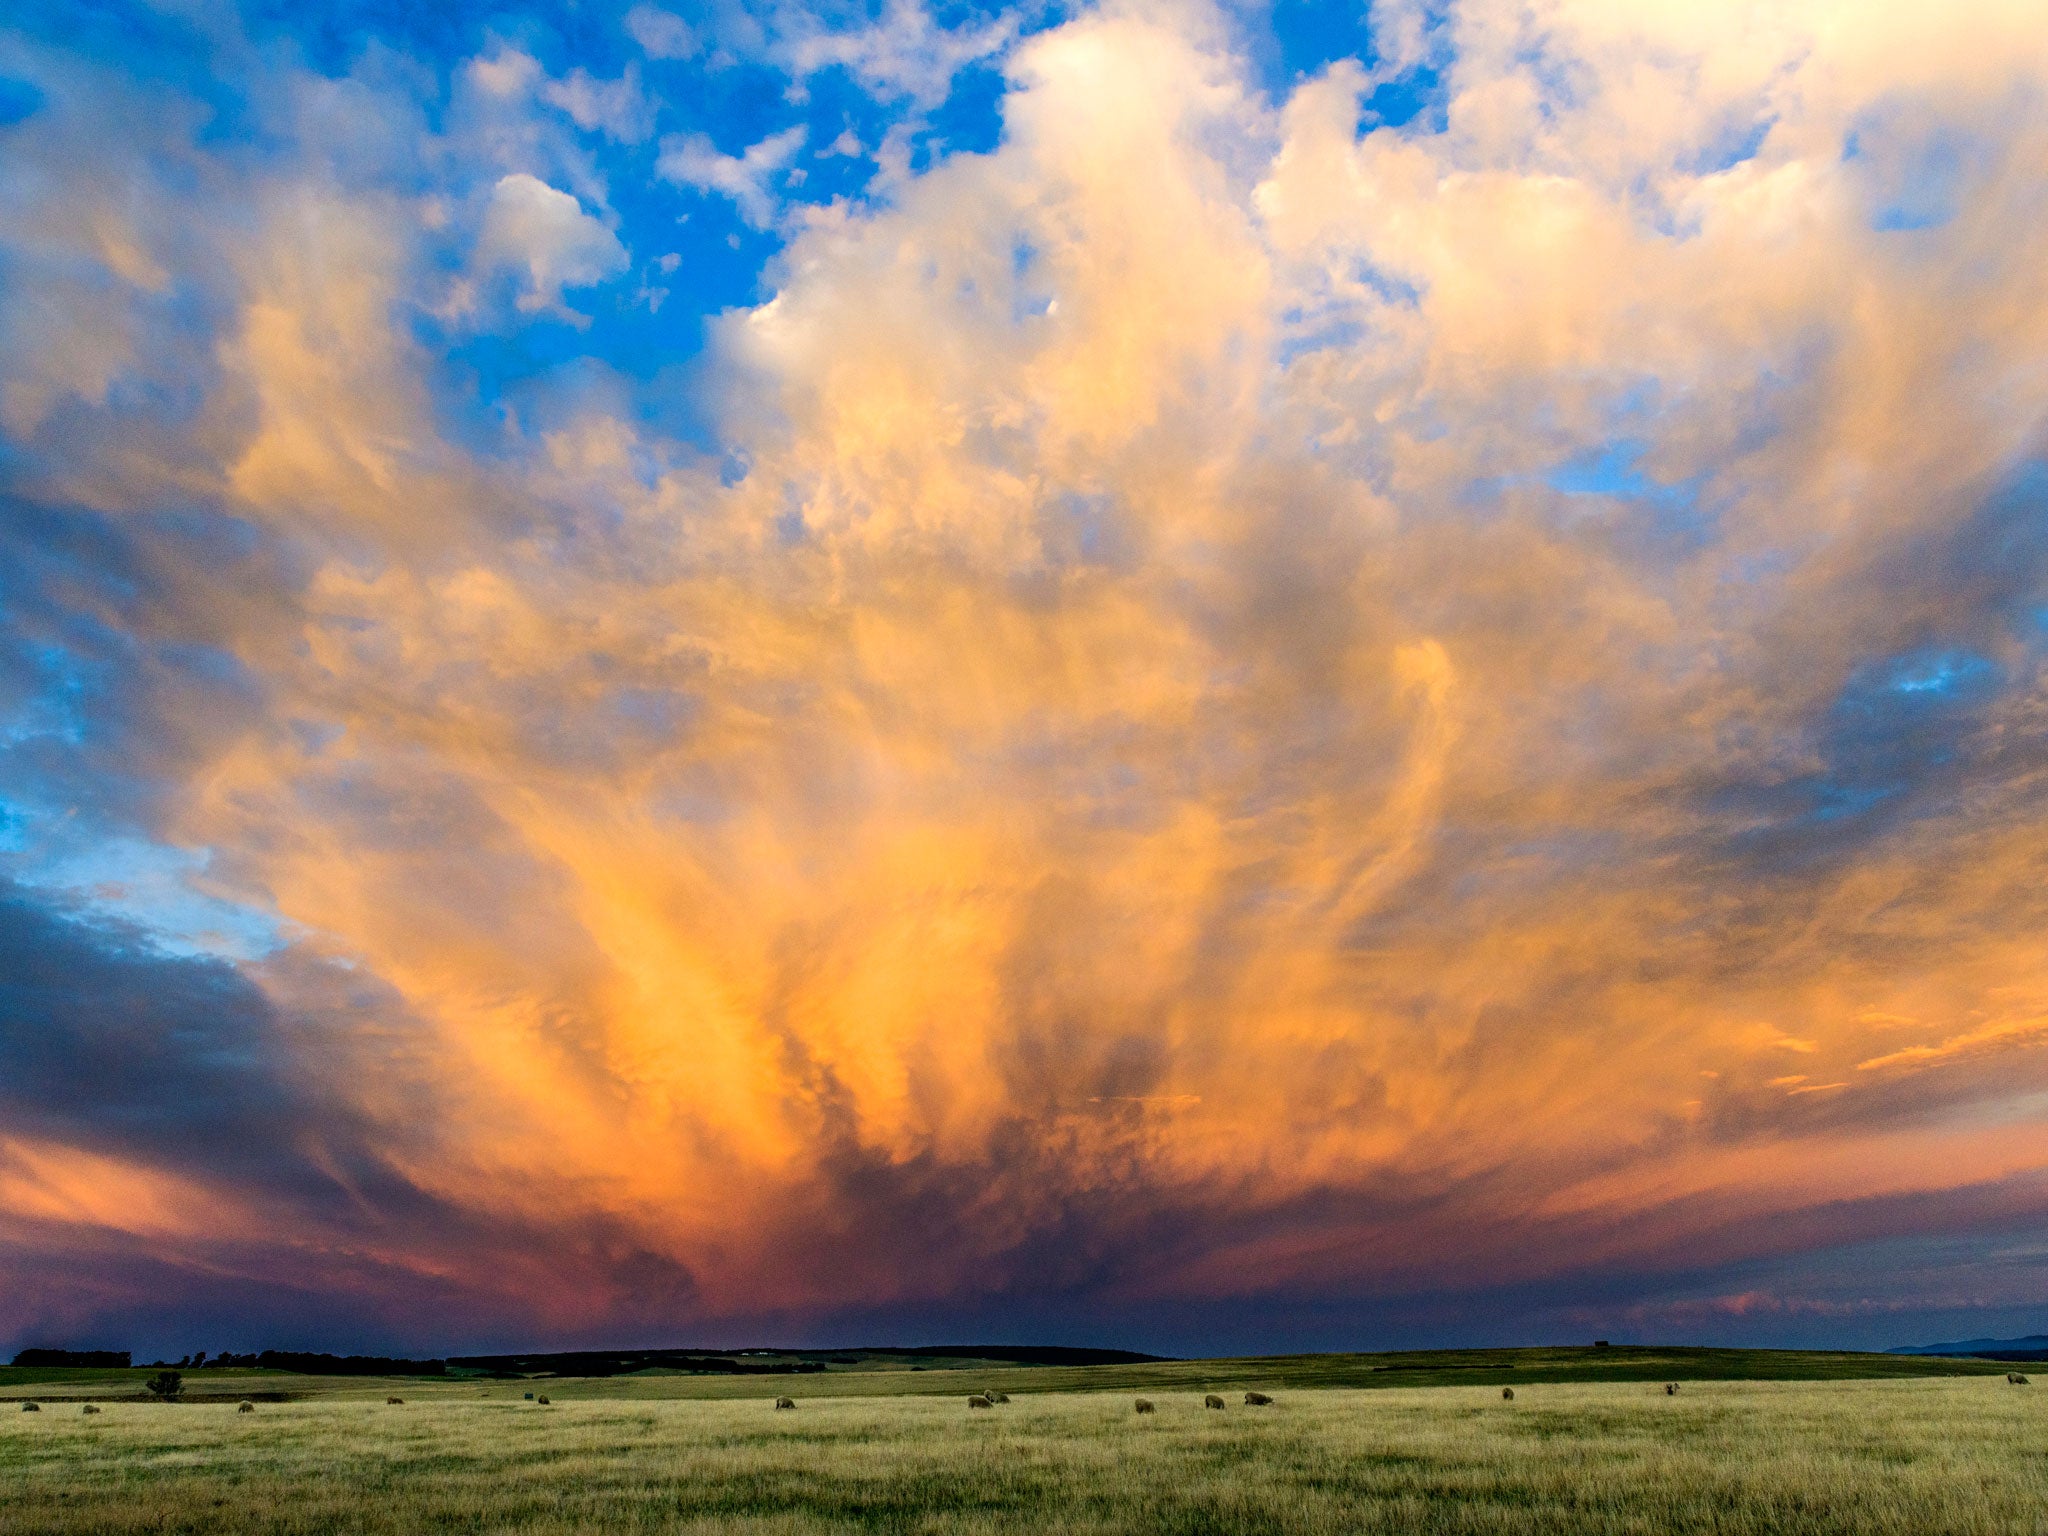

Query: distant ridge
<box><xmin>879</xmin><ymin>1345</ymin><xmax>1173</xmax><ymax>1366</ymax></box>
<box><xmin>1888</xmin><ymin>1334</ymin><xmax>2048</xmax><ymax>1361</ymax></box>
<box><xmin>444</xmin><ymin>1343</ymin><xmax>1172</xmax><ymax>1377</ymax></box>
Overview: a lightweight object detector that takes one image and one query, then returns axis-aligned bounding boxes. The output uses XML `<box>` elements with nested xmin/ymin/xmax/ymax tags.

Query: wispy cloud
<box><xmin>657</xmin><ymin>124</ymin><xmax>808</xmax><ymax>228</ymax></box>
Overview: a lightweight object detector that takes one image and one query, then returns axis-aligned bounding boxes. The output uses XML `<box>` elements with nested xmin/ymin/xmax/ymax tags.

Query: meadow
<box><xmin>1</xmin><ymin>1352</ymin><xmax>2040</xmax><ymax>1534</ymax></box>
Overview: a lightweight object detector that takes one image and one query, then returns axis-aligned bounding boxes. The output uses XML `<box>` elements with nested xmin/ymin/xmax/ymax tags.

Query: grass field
<box><xmin>1</xmin><ymin>1353</ymin><xmax>2039</xmax><ymax>1533</ymax></box>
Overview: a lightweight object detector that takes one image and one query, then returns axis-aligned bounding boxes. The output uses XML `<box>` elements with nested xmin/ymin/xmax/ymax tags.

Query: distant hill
<box><xmin>1889</xmin><ymin>1334</ymin><xmax>2048</xmax><ymax>1361</ymax></box>
<box><xmin>883</xmin><ymin>1345</ymin><xmax>1172</xmax><ymax>1366</ymax></box>
<box><xmin>446</xmin><ymin>1344</ymin><xmax>1171</xmax><ymax>1377</ymax></box>
<box><xmin>206</xmin><ymin>1350</ymin><xmax>447</xmax><ymax>1375</ymax></box>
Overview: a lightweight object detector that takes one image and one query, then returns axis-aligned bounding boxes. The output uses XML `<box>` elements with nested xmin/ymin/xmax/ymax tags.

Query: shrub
<box><xmin>145</xmin><ymin>1371</ymin><xmax>183</xmax><ymax>1402</ymax></box>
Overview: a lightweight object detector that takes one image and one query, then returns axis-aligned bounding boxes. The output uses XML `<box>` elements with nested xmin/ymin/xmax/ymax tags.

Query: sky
<box><xmin>2</xmin><ymin>0</ymin><xmax>2047</xmax><ymax>1363</ymax></box>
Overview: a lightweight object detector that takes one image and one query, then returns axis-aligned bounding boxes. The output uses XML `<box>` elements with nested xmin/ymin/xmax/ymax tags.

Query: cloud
<box><xmin>4</xmin><ymin>0</ymin><xmax>2048</xmax><ymax>1356</ymax></box>
<box><xmin>474</xmin><ymin>173</ymin><xmax>630</xmax><ymax>316</ymax></box>
<box><xmin>777</xmin><ymin>0</ymin><xmax>1017</xmax><ymax>109</ymax></box>
<box><xmin>624</xmin><ymin>5</ymin><xmax>699</xmax><ymax>61</ymax></box>
<box><xmin>656</xmin><ymin>125</ymin><xmax>807</xmax><ymax>229</ymax></box>
<box><xmin>541</xmin><ymin>63</ymin><xmax>655</xmax><ymax>144</ymax></box>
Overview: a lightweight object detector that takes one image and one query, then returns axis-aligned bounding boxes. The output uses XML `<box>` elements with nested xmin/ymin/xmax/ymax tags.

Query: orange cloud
<box><xmin>4</xmin><ymin>0</ymin><xmax>2048</xmax><ymax>1348</ymax></box>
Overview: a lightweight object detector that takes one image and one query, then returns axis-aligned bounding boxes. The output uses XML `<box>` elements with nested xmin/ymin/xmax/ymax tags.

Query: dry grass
<box><xmin>2</xmin><ymin>1376</ymin><xmax>2043</xmax><ymax>1534</ymax></box>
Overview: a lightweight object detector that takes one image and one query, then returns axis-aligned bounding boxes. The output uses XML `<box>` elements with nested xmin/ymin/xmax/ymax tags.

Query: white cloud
<box><xmin>542</xmin><ymin>63</ymin><xmax>655</xmax><ymax>144</ymax></box>
<box><xmin>624</xmin><ymin>4</ymin><xmax>699</xmax><ymax>61</ymax></box>
<box><xmin>1367</xmin><ymin>0</ymin><xmax>1446</xmax><ymax>82</ymax></box>
<box><xmin>777</xmin><ymin>0</ymin><xmax>1014</xmax><ymax>109</ymax></box>
<box><xmin>475</xmin><ymin>173</ymin><xmax>629</xmax><ymax>318</ymax></box>
<box><xmin>466</xmin><ymin>46</ymin><xmax>543</xmax><ymax>100</ymax></box>
<box><xmin>655</xmin><ymin>125</ymin><xmax>807</xmax><ymax>229</ymax></box>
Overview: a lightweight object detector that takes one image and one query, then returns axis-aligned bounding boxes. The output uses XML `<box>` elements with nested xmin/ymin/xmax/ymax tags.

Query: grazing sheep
<box><xmin>387</xmin><ymin>1397</ymin><xmax>404</xmax><ymax>1405</ymax></box>
<box><xmin>537</xmin><ymin>1396</ymin><xmax>551</xmax><ymax>1405</ymax></box>
<box><xmin>1244</xmin><ymin>1392</ymin><xmax>1273</xmax><ymax>1406</ymax></box>
<box><xmin>1665</xmin><ymin>1383</ymin><xmax>1680</xmax><ymax>1395</ymax></box>
<box><xmin>21</xmin><ymin>1402</ymin><xmax>39</xmax><ymax>1413</ymax></box>
<box><xmin>1501</xmin><ymin>1387</ymin><xmax>1514</xmax><ymax>1401</ymax></box>
<box><xmin>237</xmin><ymin>1401</ymin><xmax>255</xmax><ymax>1414</ymax></box>
<box><xmin>82</xmin><ymin>1404</ymin><xmax>101</xmax><ymax>1415</ymax></box>
<box><xmin>2008</xmin><ymin>1373</ymin><xmax>2030</xmax><ymax>1386</ymax></box>
<box><xmin>1204</xmin><ymin>1394</ymin><xmax>1226</xmax><ymax>1410</ymax></box>
<box><xmin>774</xmin><ymin>1396</ymin><xmax>796</xmax><ymax>1411</ymax></box>
<box><xmin>968</xmin><ymin>1394</ymin><xmax>992</xmax><ymax>1409</ymax></box>
<box><xmin>1134</xmin><ymin>1399</ymin><xmax>1155</xmax><ymax>1414</ymax></box>
<box><xmin>983</xmin><ymin>1390</ymin><xmax>1010</xmax><ymax>1404</ymax></box>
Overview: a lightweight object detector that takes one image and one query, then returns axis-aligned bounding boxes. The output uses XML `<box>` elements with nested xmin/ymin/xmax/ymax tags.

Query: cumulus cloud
<box><xmin>656</xmin><ymin>125</ymin><xmax>807</xmax><ymax>228</ymax></box>
<box><xmin>4</xmin><ymin>0</ymin><xmax>2048</xmax><ymax>1355</ymax></box>
<box><xmin>474</xmin><ymin>172</ymin><xmax>630</xmax><ymax>316</ymax></box>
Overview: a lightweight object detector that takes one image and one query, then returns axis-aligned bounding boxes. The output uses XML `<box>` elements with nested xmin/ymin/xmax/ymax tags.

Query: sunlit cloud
<box><xmin>2</xmin><ymin>0</ymin><xmax>2047</xmax><ymax>1357</ymax></box>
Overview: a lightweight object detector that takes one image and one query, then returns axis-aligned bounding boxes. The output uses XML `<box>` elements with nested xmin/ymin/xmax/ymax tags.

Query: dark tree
<box><xmin>145</xmin><ymin>1370</ymin><xmax>183</xmax><ymax>1401</ymax></box>
<box><xmin>10</xmin><ymin>1349</ymin><xmax>130</xmax><ymax>1368</ymax></box>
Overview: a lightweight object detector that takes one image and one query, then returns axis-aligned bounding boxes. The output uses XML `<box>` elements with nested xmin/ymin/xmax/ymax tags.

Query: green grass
<box><xmin>1</xmin><ymin>1358</ymin><xmax>2041</xmax><ymax>1533</ymax></box>
<box><xmin>0</xmin><ymin>1344</ymin><xmax>2006</xmax><ymax>1405</ymax></box>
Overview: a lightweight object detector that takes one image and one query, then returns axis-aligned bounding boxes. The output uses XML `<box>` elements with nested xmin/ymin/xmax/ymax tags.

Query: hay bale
<box><xmin>20</xmin><ymin>1402</ymin><xmax>38</xmax><ymax>1413</ymax></box>
<box><xmin>774</xmin><ymin>1396</ymin><xmax>796</xmax><ymax>1410</ymax></box>
<box><xmin>1134</xmin><ymin>1398</ymin><xmax>1154</xmax><ymax>1414</ymax></box>
<box><xmin>1501</xmin><ymin>1387</ymin><xmax>1514</xmax><ymax>1401</ymax></box>
<box><xmin>968</xmin><ymin>1394</ymin><xmax>992</xmax><ymax>1409</ymax></box>
<box><xmin>237</xmin><ymin>1401</ymin><xmax>255</xmax><ymax>1413</ymax></box>
<box><xmin>1204</xmin><ymin>1394</ymin><xmax>1226</xmax><ymax>1409</ymax></box>
<box><xmin>82</xmin><ymin>1404</ymin><xmax>101</xmax><ymax>1415</ymax></box>
<box><xmin>1244</xmin><ymin>1391</ymin><xmax>1273</xmax><ymax>1406</ymax></box>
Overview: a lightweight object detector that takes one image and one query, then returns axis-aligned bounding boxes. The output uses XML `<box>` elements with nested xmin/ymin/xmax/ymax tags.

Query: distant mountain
<box><xmin>1889</xmin><ymin>1334</ymin><xmax>2048</xmax><ymax>1361</ymax></box>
